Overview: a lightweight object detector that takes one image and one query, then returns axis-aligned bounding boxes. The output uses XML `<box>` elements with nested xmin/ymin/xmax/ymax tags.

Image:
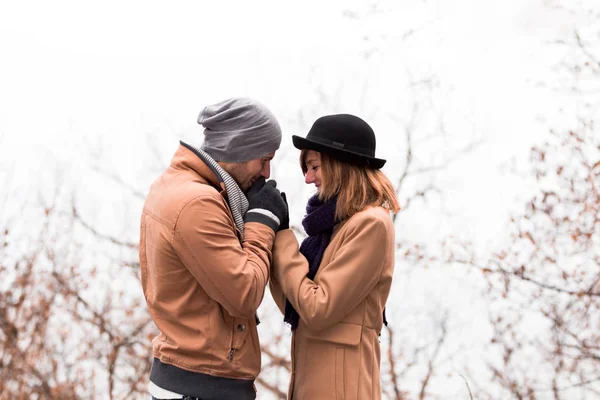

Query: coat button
<box><xmin>237</xmin><ymin>324</ymin><xmax>246</xmax><ymax>332</ymax></box>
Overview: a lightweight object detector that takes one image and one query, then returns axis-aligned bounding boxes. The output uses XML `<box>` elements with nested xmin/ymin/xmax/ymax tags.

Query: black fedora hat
<box><xmin>292</xmin><ymin>114</ymin><xmax>386</xmax><ymax>169</ymax></box>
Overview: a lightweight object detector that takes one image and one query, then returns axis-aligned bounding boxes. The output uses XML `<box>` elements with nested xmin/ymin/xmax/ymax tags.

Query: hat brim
<box><xmin>292</xmin><ymin>135</ymin><xmax>386</xmax><ymax>169</ymax></box>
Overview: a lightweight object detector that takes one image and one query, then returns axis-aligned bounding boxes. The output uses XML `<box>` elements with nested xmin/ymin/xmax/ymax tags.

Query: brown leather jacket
<box><xmin>139</xmin><ymin>144</ymin><xmax>274</xmax><ymax>392</ymax></box>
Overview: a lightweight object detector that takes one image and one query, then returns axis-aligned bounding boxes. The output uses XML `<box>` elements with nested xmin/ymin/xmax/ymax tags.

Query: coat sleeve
<box><xmin>272</xmin><ymin>214</ymin><xmax>391</xmax><ymax>332</ymax></box>
<box><xmin>268</xmin><ymin>231</ymin><xmax>292</xmax><ymax>315</ymax></box>
<box><xmin>173</xmin><ymin>194</ymin><xmax>274</xmax><ymax>319</ymax></box>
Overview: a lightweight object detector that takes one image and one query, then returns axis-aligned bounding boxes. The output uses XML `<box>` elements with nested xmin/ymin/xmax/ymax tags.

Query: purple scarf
<box><xmin>284</xmin><ymin>194</ymin><xmax>337</xmax><ymax>330</ymax></box>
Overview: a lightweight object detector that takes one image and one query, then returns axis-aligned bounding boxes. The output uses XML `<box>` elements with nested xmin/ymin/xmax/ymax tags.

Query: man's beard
<box><xmin>222</xmin><ymin>163</ymin><xmax>253</xmax><ymax>193</ymax></box>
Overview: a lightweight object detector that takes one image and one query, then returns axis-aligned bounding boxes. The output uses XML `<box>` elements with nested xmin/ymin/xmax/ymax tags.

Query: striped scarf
<box><xmin>181</xmin><ymin>141</ymin><xmax>249</xmax><ymax>240</ymax></box>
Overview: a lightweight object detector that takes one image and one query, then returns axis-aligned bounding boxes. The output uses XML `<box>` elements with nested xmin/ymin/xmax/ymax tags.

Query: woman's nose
<box><xmin>305</xmin><ymin>171</ymin><xmax>314</xmax><ymax>184</ymax></box>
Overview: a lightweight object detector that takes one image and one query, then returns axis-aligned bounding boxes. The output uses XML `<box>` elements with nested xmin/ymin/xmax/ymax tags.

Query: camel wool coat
<box><xmin>270</xmin><ymin>206</ymin><xmax>395</xmax><ymax>400</ymax></box>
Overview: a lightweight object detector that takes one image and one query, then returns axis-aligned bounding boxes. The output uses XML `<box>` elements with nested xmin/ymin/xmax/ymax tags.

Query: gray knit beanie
<box><xmin>197</xmin><ymin>97</ymin><xmax>282</xmax><ymax>162</ymax></box>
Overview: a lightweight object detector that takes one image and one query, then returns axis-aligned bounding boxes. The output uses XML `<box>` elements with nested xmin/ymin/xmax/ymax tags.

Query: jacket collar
<box><xmin>170</xmin><ymin>142</ymin><xmax>244</xmax><ymax>240</ymax></box>
<box><xmin>170</xmin><ymin>142</ymin><xmax>226</xmax><ymax>193</ymax></box>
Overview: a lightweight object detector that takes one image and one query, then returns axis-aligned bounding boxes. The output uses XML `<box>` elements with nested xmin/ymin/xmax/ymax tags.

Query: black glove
<box><xmin>245</xmin><ymin>178</ymin><xmax>288</xmax><ymax>232</ymax></box>
<box><xmin>278</xmin><ymin>192</ymin><xmax>289</xmax><ymax>231</ymax></box>
<box><xmin>246</xmin><ymin>176</ymin><xmax>266</xmax><ymax>199</ymax></box>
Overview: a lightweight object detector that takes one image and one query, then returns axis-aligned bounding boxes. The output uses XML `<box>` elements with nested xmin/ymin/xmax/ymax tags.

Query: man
<box><xmin>139</xmin><ymin>98</ymin><xmax>288</xmax><ymax>400</ymax></box>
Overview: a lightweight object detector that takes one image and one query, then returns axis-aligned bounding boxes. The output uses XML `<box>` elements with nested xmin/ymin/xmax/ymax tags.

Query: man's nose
<box><xmin>261</xmin><ymin>162</ymin><xmax>271</xmax><ymax>179</ymax></box>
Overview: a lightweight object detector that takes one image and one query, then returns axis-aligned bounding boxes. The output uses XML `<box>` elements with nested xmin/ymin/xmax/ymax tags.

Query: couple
<box><xmin>139</xmin><ymin>97</ymin><xmax>400</xmax><ymax>400</ymax></box>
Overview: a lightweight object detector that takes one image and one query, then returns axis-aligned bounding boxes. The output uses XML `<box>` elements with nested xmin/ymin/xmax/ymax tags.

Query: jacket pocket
<box><xmin>303</xmin><ymin>322</ymin><xmax>362</xmax><ymax>346</ymax></box>
<box><xmin>301</xmin><ymin>323</ymin><xmax>362</xmax><ymax>400</ymax></box>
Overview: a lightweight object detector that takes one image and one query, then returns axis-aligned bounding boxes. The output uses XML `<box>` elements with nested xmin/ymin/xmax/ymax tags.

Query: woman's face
<box><xmin>304</xmin><ymin>150</ymin><xmax>322</xmax><ymax>191</ymax></box>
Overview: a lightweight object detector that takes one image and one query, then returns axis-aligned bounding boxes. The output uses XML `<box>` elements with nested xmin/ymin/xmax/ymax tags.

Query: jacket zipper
<box><xmin>228</xmin><ymin>317</ymin><xmax>236</xmax><ymax>361</ymax></box>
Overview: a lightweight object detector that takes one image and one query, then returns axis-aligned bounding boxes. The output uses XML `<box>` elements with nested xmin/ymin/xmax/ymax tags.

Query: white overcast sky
<box><xmin>0</xmin><ymin>0</ymin><xmax>581</xmax><ymax>247</ymax></box>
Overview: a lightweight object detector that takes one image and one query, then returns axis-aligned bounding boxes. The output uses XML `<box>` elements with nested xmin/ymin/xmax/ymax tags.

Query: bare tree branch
<box><xmin>418</xmin><ymin>314</ymin><xmax>448</xmax><ymax>400</ymax></box>
<box><xmin>460</xmin><ymin>374</ymin><xmax>474</xmax><ymax>400</ymax></box>
<box><xmin>91</xmin><ymin>165</ymin><xmax>147</xmax><ymax>201</ymax></box>
<box><xmin>71</xmin><ymin>202</ymin><xmax>137</xmax><ymax>249</ymax></box>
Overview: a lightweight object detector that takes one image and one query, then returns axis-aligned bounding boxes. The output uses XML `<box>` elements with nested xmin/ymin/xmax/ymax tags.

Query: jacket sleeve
<box><xmin>272</xmin><ymin>214</ymin><xmax>391</xmax><ymax>332</ymax></box>
<box><xmin>268</xmin><ymin>234</ymin><xmax>289</xmax><ymax>315</ymax></box>
<box><xmin>173</xmin><ymin>194</ymin><xmax>274</xmax><ymax>319</ymax></box>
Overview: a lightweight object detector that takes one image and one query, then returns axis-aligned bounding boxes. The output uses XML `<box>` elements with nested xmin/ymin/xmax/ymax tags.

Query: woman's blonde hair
<box><xmin>300</xmin><ymin>149</ymin><xmax>401</xmax><ymax>222</ymax></box>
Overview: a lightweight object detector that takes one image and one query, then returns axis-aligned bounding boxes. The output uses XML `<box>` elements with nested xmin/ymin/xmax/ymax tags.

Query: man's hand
<box><xmin>246</xmin><ymin>176</ymin><xmax>266</xmax><ymax>199</ymax></box>
<box><xmin>245</xmin><ymin>178</ymin><xmax>288</xmax><ymax>232</ymax></box>
<box><xmin>278</xmin><ymin>192</ymin><xmax>289</xmax><ymax>231</ymax></box>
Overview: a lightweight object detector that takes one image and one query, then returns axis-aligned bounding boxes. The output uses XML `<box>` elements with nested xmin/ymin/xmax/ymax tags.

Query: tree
<box><xmin>451</xmin><ymin>3</ymin><xmax>600</xmax><ymax>397</ymax></box>
<box><xmin>0</xmin><ymin>171</ymin><xmax>153</xmax><ymax>398</ymax></box>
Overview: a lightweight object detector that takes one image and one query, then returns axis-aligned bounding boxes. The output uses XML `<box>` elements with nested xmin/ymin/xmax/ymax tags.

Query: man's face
<box><xmin>224</xmin><ymin>152</ymin><xmax>275</xmax><ymax>192</ymax></box>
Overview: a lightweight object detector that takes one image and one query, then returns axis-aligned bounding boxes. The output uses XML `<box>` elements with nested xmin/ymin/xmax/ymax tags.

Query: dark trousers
<box><xmin>151</xmin><ymin>396</ymin><xmax>202</xmax><ymax>400</ymax></box>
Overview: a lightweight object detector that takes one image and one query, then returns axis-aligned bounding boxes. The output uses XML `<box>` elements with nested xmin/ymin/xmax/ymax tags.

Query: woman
<box><xmin>270</xmin><ymin>114</ymin><xmax>400</xmax><ymax>399</ymax></box>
